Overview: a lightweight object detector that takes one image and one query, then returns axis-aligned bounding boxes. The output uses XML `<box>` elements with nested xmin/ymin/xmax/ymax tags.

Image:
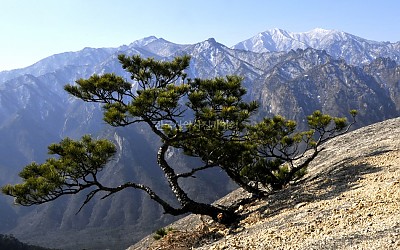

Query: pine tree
<box><xmin>2</xmin><ymin>55</ymin><xmax>356</xmax><ymax>224</ymax></box>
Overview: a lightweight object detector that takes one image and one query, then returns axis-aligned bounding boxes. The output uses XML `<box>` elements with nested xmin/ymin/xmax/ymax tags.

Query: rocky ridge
<box><xmin>129</xmin><ymin>117</ymin><xmax>400</xmax><ymax>250</ymax></box>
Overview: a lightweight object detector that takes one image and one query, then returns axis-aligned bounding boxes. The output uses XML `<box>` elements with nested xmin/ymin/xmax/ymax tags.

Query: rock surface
<box><xmin>128</xmin><ymin>117</ymin><xmax>400</xmax><ymax>250</ymax></box>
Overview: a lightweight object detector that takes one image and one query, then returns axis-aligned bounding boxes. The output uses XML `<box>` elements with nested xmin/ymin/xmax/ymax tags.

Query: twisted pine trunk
<box><xmin>157</xmin><ymin>143</ymin><xmax>237</xmax><ymax>224</ymax></box>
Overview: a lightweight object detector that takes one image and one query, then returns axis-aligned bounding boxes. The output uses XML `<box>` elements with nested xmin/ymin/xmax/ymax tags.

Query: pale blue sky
<box><xmin>1</xmin><ymin>0</ymin><xmax>399</xmax><ymax>71</ymax></box>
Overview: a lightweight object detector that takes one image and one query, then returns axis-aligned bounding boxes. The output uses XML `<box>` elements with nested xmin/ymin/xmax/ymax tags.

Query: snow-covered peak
<box><xmin>128</xmin><ymin>36</ymin><xmax>159</xmax><ymax>48</ymax></box>
<box><xmin>266</xmin><ymin>28</ymin><xmax>292</xmax><ymax>38</ymax></box>
<box><xmin>235</xmin><ymin>28</ymin><xmax>308</xmax><ymax>53</ymax></box>
<box><xmin>125</xmin><ymin>36</ymin><xmax>188</xmax><ymax>57</ymax></box>
<box><xmin>234</xmin><ymin>28</ymin><xmax>348</xmax><ymax>53</ymax></box>
<box><xmin>291</xmin><ymin>28</ymin><xmax>349</xmax><ymax>45</ymax></box>
<box><xmin>189</xmin><ymin>38</ymin><xmax>224</xmax><ymax>53</ymax></box>
<box><xmin>307</xmin><ymin>28</ymin><xmax>337</xmax><ymax>35</ymax></box>
<box><xmin>232</xmin><ymin>28</ymin><xmax>400</xmax><ymax>65</ymax></box>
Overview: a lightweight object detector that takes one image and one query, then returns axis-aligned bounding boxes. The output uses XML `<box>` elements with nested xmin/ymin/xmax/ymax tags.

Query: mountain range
<box><xmin>0</xmin><ymin>28</ymin><xmax>399</xmax><ymax>250</ymax></box>
<box><xmin>234</xmin><ymin>28</ymin><xmax>400</xmax><ymax>65</ymax></box>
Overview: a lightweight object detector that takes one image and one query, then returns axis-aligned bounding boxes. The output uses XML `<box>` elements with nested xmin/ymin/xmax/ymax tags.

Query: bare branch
<box><xmin>176</xmin><ymin>163</ymin><xmax>218</xmax><ymax>178</ymax></box>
